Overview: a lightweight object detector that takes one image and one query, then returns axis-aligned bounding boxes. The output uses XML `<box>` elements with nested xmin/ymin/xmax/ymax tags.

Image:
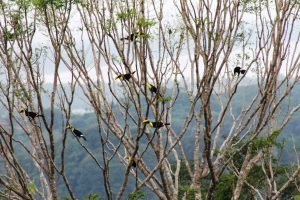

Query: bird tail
<box><xmin>37</xmin><ymin>114</ymin><xmax>44</xmax><ymax>118</ymax></box>
<box><xmin>82</xmin><ymin>136</ymin><xmax>87</xmax><ymax>141</ymax></box>
<box><xmin>164</xmin><ymin>123</ymin><xmax>170</xmax><ymax>126</ymax></box>
<box><xmin>240</xmin><ymin>70</ymin><xmax>246</xmax><ymax>74</ymax></box>
<box><xmin>131</xmin><ymin>161</ymin><xmax>137</xmax><ymax>168</ymax></box>
<box><xmin>131</xmin><ymin>71</ymin><xmax>136</xmax><ymax>75</ymax></box>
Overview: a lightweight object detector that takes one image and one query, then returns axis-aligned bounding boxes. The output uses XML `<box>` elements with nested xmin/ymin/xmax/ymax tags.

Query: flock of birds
<box><xmin>114</xmin><ymin>65</ymin><xmax>246</xmax><ymax>168</ymax></box>
<box><xmin>18</xmin><ymin>31</ymin><xmax>247</xmax><ymax>169</ymax></box>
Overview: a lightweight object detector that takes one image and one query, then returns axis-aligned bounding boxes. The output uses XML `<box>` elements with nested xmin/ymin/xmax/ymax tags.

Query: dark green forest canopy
<box><xmin>6</xmin><ymin>83</ymin><xmax>300</xmax><ymax>199</ymax></box>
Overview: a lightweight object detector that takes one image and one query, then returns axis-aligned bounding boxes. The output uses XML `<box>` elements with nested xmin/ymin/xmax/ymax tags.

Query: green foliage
<box><xmin>214</xmin><ymin>174</ymin><xmax>235</xmax><ymax>200</ymax></box>
<box><xmin>128</xmin><ymin>190</ymin><xmax>147</xmax><ymax>200</ymax></box>
<box><xmin>174</xmin><ymin>160</ymin><xmax>194</xmax><ymax>199</ymax></box>
<box><xmin>251</xmin><ymin>130</ymin><xmax>282</xmax><ymax>151</ymax></box>
<box><xmin>74</xmin><ymin>0</ymin><xmax>87</xmax><ymax>7</ymax></box>
<box><xmin>83</xmin><ymin>193</ymin><xmax>101</xmax><ymax>200</ymax></box>
<box><xmin>11</xmin><ymin>11</ymin><xmax>23</xmax><ymax>29</ymax></box>
<box><xmin>158</xmin><ymin>96</ymin><xmax>173</xmax><ymax>102</ymax></box>
<box><xmin>8</xmin><ymin>84</ymin><xmax>300</xmax><ymax>199</ymax></box>
<box><xmin>14</xmin><ymin>86</ymin><xmax>31</xmax><ymax>101</ymax></box>
<box><xmin>295</xmin><ymin>195</ymin><xmax>300</xmax><ymax>200</ymax></box>
<box><xmin>3</xmin><ymin>28</ymin><xmax>15</xmax><ymax>41</ymax></box>
<box><xmin>117</xmin><ymin>8</ymin><xmax>136</xmax><ymax>20</ymax></box>
<box><xmin>31</xmin><ymin>0</ymin><xmax>48</xmax><ymax>8</ymax></box>
<box><xmin>51</xmin><ymin>0</ymin><xmax>65</xmax><ymax>8</ymax></box>
<box><xmin>178</xmin><ymin>186</ymin><xmax>199</xmax><ymax>200</ymax></box>
<box><xmin>137</xmin><ymin>17</ymin><xmax>156</xmax><ymax>29</ymax></box>
<box><xmin>111</xmin><ymin>55</ymin><xmax>121</xmax><ymax>63</ymax></box>
<box><xmin>31</xmin><ymin>0</ymin><xmax>67</xmax><ymax>9</ymax></box>
<box><xmin>241</xmin><ymin>0</ymin><xmax>268</xmax><ymax>13</ymax></box>
<box><xmin>227</xmin><ymin>146</ymin><xmax>239</xmax><ymax>157</ymax></box>
<box><xmin>15</xmin><ymin>0</ymin><xmax>32</xmax><ymax>9</ymax></box>
<box><xmin>104</xmin><ymin>19</ymin><xmax>116</xmax><ymax>32</ymax></box>
<box><xmin>0</xmin><ymin>1</ymin><xmax>7</xmax><ymax>8</ymax></box>
<box><xmin>1</xmin><ymin>11</ymin><xmax>24</xmax><ymax>40</ymax></box>
<box><xmin>274</xmin><ymin>165</ymin><xmax>300</xmax><ymax>199</ymax></box>
<box><xmin>26</xmin><ymin>182</ymin><xmax>37</xmax><ymax>195</ymax></box>
<box><xmin>234</xmin><ymin>32</ymin><xmax>246</xmax><ymax>43</ymax></box>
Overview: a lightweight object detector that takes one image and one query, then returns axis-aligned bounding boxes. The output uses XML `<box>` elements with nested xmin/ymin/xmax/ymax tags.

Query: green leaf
<box><xmin>128</xmin><ymin>190</ymin><xmax>146</xmax><ymax>200</ymax></box>
<box><xmin>104</xmin><ymin>19</ymin><xmax>115</xmax><ymax>32</ymax></box>
<box><xmin>31</xmin><ymin>0</ymin><xmax>48</xmax><ymax>8</ymax></box>
<box><xmin>213</xmin><ymin>149</ymin><xmax>221</xmax><ymax>156</ymax></box>
<box><xmin>83</xmin><ymin>193</ymin><xmax>101</xmax><ymax>200</ymax></box>
<box><xmin>251</xmin><ymin>130</ymin><xmax>281</xmax><ymax>150</ymax></box>
<box><xmin>31</xmin><ymin>0</ymin><xmax>67</xmax><ymax>9</ymax></box>
<box><xmin>116</xmin><ymin>8</ymin><xmax>136</xmax><ymax>20</ymax></box>
<box><xmin>178</xmin><ymin>186</ymin><xmax>199</xmax><ymax>200</ymax></box>
<box><xmin>26</xmin><ymin>182</ymin><xmax>37</xmax><ymax>195</ymax></box>
<box><xmin>137</xmin><ymin>17</ymin><xmax>156</xmax><ymax>28</ymax></box>
<box><xmin>158</xmin><ymin>96</ymin><xmax>173</xmax><ymax>102</ymax></box>
<box><xmin>3</xmin><ymin>28</ymin><xmax>15</xmax><ymax>41</ymax></box>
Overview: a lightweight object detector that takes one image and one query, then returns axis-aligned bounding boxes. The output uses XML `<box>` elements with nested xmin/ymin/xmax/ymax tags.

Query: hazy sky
<box><xmin>15</xmin><ymin>1</ymin><xmax>300</xmax><ymax>86</ymax></box>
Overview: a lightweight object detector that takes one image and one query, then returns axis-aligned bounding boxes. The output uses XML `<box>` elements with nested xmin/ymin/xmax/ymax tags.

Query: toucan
<box><xmin>19</xmin><ymin>108</ymin><xmax>43</xmax><ymax>120</ymax></box>
<box><xmin>120</xmin><ymin>32</ymin><xmax>144</xmax><ymax>41</ymax></box>
<box><xmin>115</xmin><ymin>71</ymin><xmax>136</xmax><ymax>81</ymax></box>
<box><xmin>143</xmin><ymin>119</ymin><xmax>170</xmax><ymax>129</ymax></box>
<box><xmin>234</xmin><ymin>66</ymin><xmax>246</xmax><ymax>76</ymax></box>
<box><xmin>125</xmin><ymin>156</ymin><xmax>137</xmax><ymax>168</ymax></box>
<box><xmin>66</xmin><ymin>124</ymin><xmax>87</xmax><ymax>141</ymax></box>
<box><xmin>146</xmin><ymin>83</ymin><xmax>160</xmax><ymax>96</ymax></box>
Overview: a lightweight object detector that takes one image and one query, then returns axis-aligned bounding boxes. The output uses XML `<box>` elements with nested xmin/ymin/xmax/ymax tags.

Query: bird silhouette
<box><xmin>143</xmin><ymin>120</ymin><xmax>170</xmax><ymax>129</ymax></box>
<box><xmin>66</xmin><ymin>124</ymin><xmax>87</xmax><ymax>141</ymax></box>
<box><xmin>19</xmin><ymin>109</ymin><xmax>43</xmax><ymax>120</ymax></box>
<box><xmin>115</xmin><ymin>71</ymin><xmax>136</xmax><ymax>81</ymax></box>
<box><xmin>234</xmin><ymin>66</ymin><xmax>246</xmax><ymax>77</ymax></box>
<box><xmin>120</xmin><ymin>32</ymin><xmax>144</xmax><ymax>41</ymax></box>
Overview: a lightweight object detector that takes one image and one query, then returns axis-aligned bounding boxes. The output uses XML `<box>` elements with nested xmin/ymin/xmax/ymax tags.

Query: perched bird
<box><xmin>19</xmin><ymin>109</ymin><xmax>43</xmax><ymax>120</ymax></box>
<box><xmin>146</xmin><ymin>83</ymin><xmax>160</xmax><ymax>96</ymax></box>
<box><xmin>115</xmin><ymin>71</ymin><xmax>136</xmax><ymax>81</ymax></box>
<box><xmin>143</xmin><ymin>119</ymin><xmax>170</xmax><ymax>129</ymax></box>
<box><xmin>66</xmin><ymin>124</ymin><xmax>87</xmax><ymax>141</ymax></box>
<box><xmin>125</xmin><ymin>156</ymin><xmax>137</xmax><ymax>168</ymax></box>
<box><xmin>234</xmin><ymin>66</ymin><xmax>246</xmax><ymax>76</ymax></box>
<box><xmin>120</xmin><ymin>32</ymin><xmax>143</xmax><ymax>41</ymax></box>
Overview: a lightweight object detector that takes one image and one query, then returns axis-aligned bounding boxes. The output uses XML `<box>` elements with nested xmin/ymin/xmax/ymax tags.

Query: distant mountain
<box><xmin>4</xmin><ymin>79</ymin><xmax>300</xmax><ymax>199</ymax></box>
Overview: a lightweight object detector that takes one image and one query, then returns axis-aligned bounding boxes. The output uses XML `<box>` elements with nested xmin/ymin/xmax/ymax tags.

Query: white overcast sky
<box><xmin>3</xmin><ymin>1</ymin><xmax>299</xmax><ymax>85</ymax></box>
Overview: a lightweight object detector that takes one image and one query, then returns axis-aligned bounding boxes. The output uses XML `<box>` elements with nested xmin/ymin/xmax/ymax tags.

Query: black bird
<box><xmin>66</xmin><ymin>124</ymin><xmax>87</xmax><ymax>141</ymax></box>
<box><xmin>125</xmin><ymin>156</ymin><xmax>137</xmax><ymax>168</ymax></box>
<box><xmin>19</xmin><ymin>109</ymin><xmax>43</xmax><ymax>120</ymax></box>
<box><xmin>146</xmin><ymin>83</ymin><xmax>160</xmax><ymax>95</ymax></box>
<box><xmin>115</xmin><ymin>71</ymin><xmax>136</xmax><ymax>81</ymax></box>
<box><xmin>234</xmin><ymin>66</ymin><xmax>246</xmax><ymax>76</ymax></box>
<box><xmin>143</xmin><ymin>119</ymin><xmax>170</xmax><ymax>129</ymax></box>
<box><xmin>120</xmin><ymin>32</ymin><xmax>143</xmax><ymax>41</ymax></box>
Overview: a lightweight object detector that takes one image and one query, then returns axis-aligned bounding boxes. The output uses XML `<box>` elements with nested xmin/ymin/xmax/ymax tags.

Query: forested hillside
<box><xmin>6</xmin><ymin>83</ymin><xmax>300</xmax><ymax>199</ymax></box>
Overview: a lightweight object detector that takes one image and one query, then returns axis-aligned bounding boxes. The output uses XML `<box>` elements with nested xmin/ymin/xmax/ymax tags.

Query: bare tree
<box><xmin>0</xmin><ymin>0</ymin><xmax>299</xmax><ymax>199</ymax></box>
